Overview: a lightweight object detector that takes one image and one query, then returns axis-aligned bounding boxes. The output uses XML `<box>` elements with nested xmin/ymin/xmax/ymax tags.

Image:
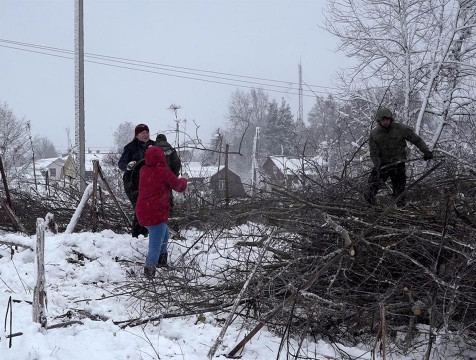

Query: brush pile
<box><xmin>2</xmin><ymin>159</ymin><xmax>475</xmax><ymax>357</ymax></box>
<box><xmin>130</xmin><ymin>161</ymin><xmax>476</xmax><ymax>357</ymax></box>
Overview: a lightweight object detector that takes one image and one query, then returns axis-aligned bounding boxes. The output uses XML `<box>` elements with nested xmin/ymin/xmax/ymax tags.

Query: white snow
<box><xmin>0</xmin><ymin>226</ymin><xmax>457</xmax><ymax>359</ymax></box>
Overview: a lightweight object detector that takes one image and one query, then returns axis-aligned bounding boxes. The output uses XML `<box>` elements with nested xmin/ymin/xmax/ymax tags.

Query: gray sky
<box><xmin>0</xmin><ymin>0</ymin><xmax>348</xmax><ymax>153</ymax></box>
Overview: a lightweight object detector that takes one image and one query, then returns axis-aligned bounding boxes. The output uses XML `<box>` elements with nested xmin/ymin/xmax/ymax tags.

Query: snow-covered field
<box><xmin>0</xmin><ymin>227</ymin><xmax>449</xmax><ymax>359</ymax></box>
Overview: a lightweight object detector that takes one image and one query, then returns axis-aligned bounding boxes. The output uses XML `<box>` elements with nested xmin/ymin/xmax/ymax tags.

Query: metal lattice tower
<box><xmin>298</xmin><ymin>62</ymin><xmax>303</xmax><ymax>124</ymax></box>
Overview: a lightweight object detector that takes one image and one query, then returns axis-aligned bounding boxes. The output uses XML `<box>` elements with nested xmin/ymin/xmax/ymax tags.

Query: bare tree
<box><xmin>33</xmin><ymin>136</ymin><xmax>58</xmax><ymax>159</ymax></box>
<box><xmin>113</xmin><ymin>121</ymin><xmax>135</xmax><ymax>152</ymax></box>
<box><xmin>325</xmin><ymin>0</ymin><xmax>476</xmax><ymax>150</ymax></box>
<box><xmin>0</xmin><ymin>101</ymin><xmax>31</xmax><ymax>183</ymax></box>
<box><xmin>226</xmin><ymin>89</ymin><xmax>269</xmax><ymax>174</ymax></box>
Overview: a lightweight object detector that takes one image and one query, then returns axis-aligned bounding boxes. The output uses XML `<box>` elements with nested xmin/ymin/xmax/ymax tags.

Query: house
<box><xmin>261</xmin><ymin>155</ymin><xmax>325</xmax><ymax>188</ymax></box>
<box><xmin>15</xmin><ymin>155</ymin><xmax>75</xmax><ymax>191</ymax></box>
<box><xmin>182</xmin><ymin>162</ymin><xmax>246</xmax><ymax>199</ymax></box>
<box><xmin>183</xmin><ymin>162</ymin><xmax>219</xmax><ymax>183</ymax></box>
<box><xmin>34</xmin><ymin>155</ymin><xmax>75</xmax><ymax>184</ymax></box>
<box><xmin>210</xmin><ymin>167</ymin><xmax>246</xmax><ymax>198</ymax></box>
<box><xmin>36</xmin><ymin>157</ymin><xmax>68</xmax><ymax>182</ymax></box>
<box><xmin>15</xmin><ymin>150</ymin><xmax>119</xmax><ymax>194</ymax></box>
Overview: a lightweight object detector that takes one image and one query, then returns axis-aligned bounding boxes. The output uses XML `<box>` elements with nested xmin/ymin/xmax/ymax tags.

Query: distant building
<box><xmin>210</xmin><ymin>167</ymin><xmax>246</xmax><ymax>198</ymax></box>
<box><xmin>261</xmin><ymin>155</ymin><xmax>326</xmax><ymax>188</ymax></box>
<box><xmin>183</xmin><ymin>162</ymin><xmax>246</xmax><ymax>199</ymax></box>
<box><xmin>15</xmin><ymin>155</ymin><xmax>75</xmax><ymax>191</ymax></box>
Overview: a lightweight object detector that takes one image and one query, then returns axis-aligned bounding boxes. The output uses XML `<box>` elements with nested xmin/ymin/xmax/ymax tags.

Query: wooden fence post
<box><xmin>225</xmin><ymin>144</ymin><xmax>229</xmax><ymax>207</ymax></box>
<box><xmin>32</xmin><ymin>218</ymin><xmax>47</xmax><ymax>328</ymax></box>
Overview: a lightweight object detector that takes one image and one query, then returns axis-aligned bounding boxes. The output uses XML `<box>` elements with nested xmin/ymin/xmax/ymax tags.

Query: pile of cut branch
<box><xmin>121</xmin><ymin>162</ymin><xmax>476</xmax><ymax>357</ymax></box>
<box><xmin>0</xmin><ymin>185</ymin><xmax>131</xmax><ymax>234</ymax></box>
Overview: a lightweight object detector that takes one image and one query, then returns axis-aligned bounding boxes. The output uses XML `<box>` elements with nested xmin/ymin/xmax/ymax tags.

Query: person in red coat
<box><xmin>135</xmin><ymin>146</ymin><xmax>187</xmax><ymax>279</ymax></box>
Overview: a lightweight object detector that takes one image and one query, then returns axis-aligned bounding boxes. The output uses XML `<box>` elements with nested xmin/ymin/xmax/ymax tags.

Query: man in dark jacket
<box><xmin>365</xmin><ymin>108</ymin><xmax>433</xmax><ymax>207</ymax></box>
<box><xmin>156</xmin><ymin>134</ymin><xmax>181</xmax><ymax>176</ymax></box>
<box><xmin>118</xmin><ymin>124</ymin><xmax>156</xmax><ymax>237</ymax></box>
<box><xmin>156</xmin><ymin>134</ymin><xmax>182</xmax><ymax>215</ymax></box>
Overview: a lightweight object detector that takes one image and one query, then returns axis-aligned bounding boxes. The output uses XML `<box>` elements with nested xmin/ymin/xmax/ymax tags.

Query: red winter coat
<box><xmin>135</xmin><ymin>146</ymin><xmax>187</xmax><ymax>226</ymax></box>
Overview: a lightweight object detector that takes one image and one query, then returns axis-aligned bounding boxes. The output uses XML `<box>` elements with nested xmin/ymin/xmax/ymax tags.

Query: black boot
<box><xmin>132</xmin><ymin>216</ymin><xmax>148</xmax><ymax>238</ymax></box>
<box><xmin>364</xmin><ymin>191</ymin><xmax>376</xmax><ymax>206</ymax></box>
<box><xmin>156</xmin><ymin>253</ymin><xmax>168</xmax><ymax>268</ymax></box>
<box><xmin>144</xmin><ymin>266</ymin><xmax>156</xmax><ymax>279</ymax></box>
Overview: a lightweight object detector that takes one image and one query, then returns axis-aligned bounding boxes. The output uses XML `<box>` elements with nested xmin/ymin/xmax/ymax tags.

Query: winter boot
<box><xmin>156</xmin><ymin>253</ymin><xmax>169</xmax><ymax>268</ymax></box>
<box><xmin>144</xmin><ymin>266</ymin><xmax>156</xmax><ymax>279</ymax></box>
<box><xmin>363</xmin><ymin>191</ymin><xmax>376</xmax><ymax>206</ymax></box>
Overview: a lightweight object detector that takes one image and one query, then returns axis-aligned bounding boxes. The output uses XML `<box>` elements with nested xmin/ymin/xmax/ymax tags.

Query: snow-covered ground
<box><xmin>0</xmin><ymin>227</ymin><xmax>451</xmax><ymax>359</ymax></box>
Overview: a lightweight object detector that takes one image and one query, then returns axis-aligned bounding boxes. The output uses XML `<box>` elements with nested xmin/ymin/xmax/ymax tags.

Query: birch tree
<box><xmin>325</xmin><ymin>0</ymin><xmax>476</xmax><ymax>150</ymax></box>
<box><xmin>0</xmin><ymin>102</ymin><xmax>31</xmax><ymax>183</ymax></box>
<box><xmin>226</xmin><ymin>89</ymin><xmax>269</xmax><ymax>172</ymax></box>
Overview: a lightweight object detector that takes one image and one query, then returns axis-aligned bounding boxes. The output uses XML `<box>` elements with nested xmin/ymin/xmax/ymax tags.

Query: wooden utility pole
<box><xmin>27</xmin><ymin>122</ymin><xmax>38</xmax><ymax>190</ymax></box>
<box><xmin>225</xmin><ymin>144</ymin><xmax>229</xmax><ymax>207</ymax></box>
<box><xmin>74</xmin><ymin>0</ymin><xmax>86</xmax><ymax>192</ymax></box>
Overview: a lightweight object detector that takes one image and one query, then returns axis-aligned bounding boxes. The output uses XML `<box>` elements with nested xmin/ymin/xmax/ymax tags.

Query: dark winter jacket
<box><xmin>156</xmin><ymin>139</ymin><xmax>182</xmax><ymax>176</ymax></box>
<box><xmin>118</xmin><ymin>138</ymin><xmax>156</xmax><ymax>190</ymax></box>
<box><xmin>369</xmin><ymin>111</ymin><xmax>430</xmax><ymax>168</ymax></box>
<box><xmin>135</xmin><ymin>146</ymin><xmax>187</xmax><ymax>226</ymax></box>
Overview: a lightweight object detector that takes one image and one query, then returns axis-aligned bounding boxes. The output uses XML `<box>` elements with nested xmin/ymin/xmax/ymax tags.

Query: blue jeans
<box><xmin>145</xmin><ymin>222</ymin><xmax>169</xmax><ymax>268</ymax></box>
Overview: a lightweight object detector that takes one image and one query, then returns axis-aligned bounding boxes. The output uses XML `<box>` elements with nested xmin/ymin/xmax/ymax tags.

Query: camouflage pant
<box><xmin>365</xmin><ymin>163</ymin><xmax>406</xmax><ymax>206</ymax></box>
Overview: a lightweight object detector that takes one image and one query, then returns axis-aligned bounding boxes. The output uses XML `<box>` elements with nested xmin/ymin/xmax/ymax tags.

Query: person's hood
<box><xmin>375</xmin><ymin>107</ymin><xmax>394</xmax><ymax>122</ymax></box>
<box><xmin>145</xmin><ymin>146</ymin><xmax>166</xmax><ymax>167</ymax></box>
<box><xmin>157</xmin><ymin>140</ymin><xmax>172</xmax><ymax>148</ymax></box>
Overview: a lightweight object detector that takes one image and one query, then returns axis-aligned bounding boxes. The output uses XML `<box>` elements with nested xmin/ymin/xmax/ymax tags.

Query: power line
<box><xmin>0</xmin><ymin>42</ymin><xmax>318</xmax><ymax>97</ymax></box>
<box><xmin>0</xmin><ymin>38</ymin><xmax>339</xmax><ymax>90</ymax></box>
<box><xmin>0</xmin><ymin>38</ymin><xmax>338</xmax><ymax>97</ymax></box>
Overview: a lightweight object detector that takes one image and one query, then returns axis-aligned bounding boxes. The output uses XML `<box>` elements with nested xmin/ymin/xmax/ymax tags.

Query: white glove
<box><xmin>127</xmin><ymin>161</ymin><xmax>136</xmax><ymax>170</ymax></box>
<box><xmin>180</xmin><ymin>173</ymin><xmax>189</xmax><ymax>180</ymax></box>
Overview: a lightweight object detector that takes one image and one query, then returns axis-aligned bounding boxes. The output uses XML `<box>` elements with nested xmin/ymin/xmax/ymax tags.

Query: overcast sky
<box><xmin>0</xmin><ymin>0</ymin><xmax>349</xmax><ymax>153</ymax></box>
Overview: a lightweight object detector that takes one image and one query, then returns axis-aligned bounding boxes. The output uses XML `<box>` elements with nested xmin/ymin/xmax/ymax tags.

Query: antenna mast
<box><xmin>168</xmin><ymin>104</ymin><xmax>181</xmax><ymax>148</ymax></box>
<box><xmin>298</xmin><ymin>61</ymin><xmax>303</xmax><ymax>125</ymax></box>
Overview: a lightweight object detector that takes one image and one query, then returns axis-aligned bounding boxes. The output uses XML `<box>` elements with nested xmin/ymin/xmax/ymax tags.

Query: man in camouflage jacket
<box><xmin>365</xmin><ymin>107</ymin><xmax>433</xmax><ymax>206</ymax></box>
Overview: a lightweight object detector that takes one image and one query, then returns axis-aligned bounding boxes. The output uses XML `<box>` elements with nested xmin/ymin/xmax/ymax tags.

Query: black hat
<box><xmin>135</xmin><ymin>124</ymin><xmax>149</xmax><ymax>136</ymax></box>
<box><xmin>156</xmin><ymin>134</ymin><xmax>167</xmax><ymax>142</ymax></box>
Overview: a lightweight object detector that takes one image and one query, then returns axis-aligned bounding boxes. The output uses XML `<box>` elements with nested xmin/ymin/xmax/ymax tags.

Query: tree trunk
<box><xmin>32</xmin><ymin>218</ymin><xmax>47</xmax><ymax>328</ymax></box>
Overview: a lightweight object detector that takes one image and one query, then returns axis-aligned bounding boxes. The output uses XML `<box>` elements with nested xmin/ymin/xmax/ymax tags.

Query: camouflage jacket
<box><xmin>369</xmin><ymin>123</ymin><xmax>429</xmax><ymax>168</ymax></box>
<box><xmin>156</xmin><ymin>140</ymin><xmax>182</xmax><ymax>176</ymax></box>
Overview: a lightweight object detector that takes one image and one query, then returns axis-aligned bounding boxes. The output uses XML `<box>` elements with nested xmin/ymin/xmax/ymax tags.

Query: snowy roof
<box><xmin>84</xmin><ymin>152</ymin><xmax>109</xmax><ymax>172</ymax></box>
<box><xmin>182</xmin><ymin>161</ymin><xmax>224</xmax><ymax>179</ymax></box>
<box><xmin>16</xmin><ymin>156</ymin><xmax>71</xmax><ymax>181</ymax></box>
<box><xmin>35</xmin><ymin>156</ymin><xmax>67</xmax><ymax>171</ymax></box>
<box><xmin>267</xmin><ymin>155</ymin><xmax>326</xmax><ymax>176</ymax></box>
